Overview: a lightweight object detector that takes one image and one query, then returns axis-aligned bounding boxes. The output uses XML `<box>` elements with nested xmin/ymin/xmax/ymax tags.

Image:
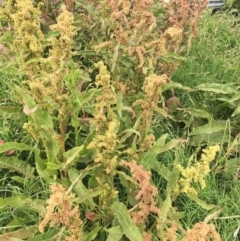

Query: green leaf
<box><xmin>0</xmin><ymin>196</ymin><xmax>45</xmax><ymax>215</ymax></box>
<box><xmin>117</xmin><ymin>171</ymin><xmax>137</xmax><ymax>185</ymax></box>
<box><xmin>62</xmin><ymin>145</ymin><xmax>84</xmax><ymax>169</ymax></box>
<box><xmin>120</xmin><ymin>129</ymin><xmax>141</xmax><ymax>143</ymax></box>
<box><xmin>106</xmin><ymin>226</ymin><xmax>123</xmax><ymax>241</ymax></box>
<box><xmin>0</xmin><ymin>196</ymin><xmax>25</xmax><ymax>209</ymax></box>
<box><xmin>152</xmin><ymin>162</ymin><xmax>171</xmax><ymax>181</ymax></box>
<box><xmin>151</xmin><ymin>138</ymin><xmax>186</xmax><ymax>154</ymax></box>
<box><xmin>79</xmin><ymin>73</ymin><xmax>92</xmax><ymax>82</ymax></box>
<box><xmin>189</xmin><ymin>131</ymin><xmax>231</xmax><ymax>146</ymax></box>
<box><xmin>185</xmin><ymin>108</ymin><xmax>211</xmax><ymax>121</ymax></box>
<box><xmin>0</xmin><ymin>31</ymin><xmax>12</xmax><ymax>43</ymax></box>
<box><xmin>77</xmin><ymin>89</ymin><xmax>99</xmax><ymax>108</ymax></box>
<box><xmin>44</xmin><ymin>140</ymin><xmax>61</xmax><ymax>164</ymax></box>
<box><xmin>32</xmin><ymin>109</ymin><xmax>54</xmax><ymax>130</ymax></box>
<box><xmin>44</xmin><ymin>30</ymin><xmax>60</xmax><ymax>40</ymax></box>
<box><xmin>13</xmin><ymin>85</ymin><xmax>36</xmax><ymax>108</ymax></box>
<box><xmin>223</xmin><ymin>92</ymin><xmax>240</xmax><ymax>103</ymax></box>
<box><xmin>0</xmin><ymin>142</ymin><xmax>33</xmax><ymax>153</ymax></box>
<box><xmin>160</xmin><ymin>53</ymin><xmax>186</xmax><ymax>64</ymax></box>
<box><xmin>232</xmin><ymin>106</ymin><xmax>240</xmax><ymax>117</ymax></box>
<box><xmin>1</xmin><ymin>238</ymin><xmax>22</xmax><ymax>241</ymax></box>
<box><xmin>120</xmin><ymin>56</ymin><xmax>135</xmax><ymax>68</ymax></box>
<box><xmin>46</xmin><ymin>162</ymin><xmax>61</xmax><ymax>170</ymax></box>
<box><xmin>0</xmin><ymin>156</ymin><xmax>35</xmax><ymax>179</ymax></box>
<box><xmin>196</xmin><ymin>83</ymin><xmax>237</xmax><ymax>95</ymax></box>
<box><xmin>189</xmin><ymin>122</ymin><xmax>227</xmax><ymax>136</ymax></box>
<box><xmin>83</xmin><ymin>227</ymin><xmax>101</xmax><ymax>241</ymax></box>
<box><xmin>35</xmin><ymin>156</ymin><xmax>55</xmax><ymax>183</ymax></box>
<box><xmin>111</xmin><ymin>43</ymin><xmax>120</xmax><ymax>72</ymax></box>
<box><xmin>155</xmin><ymin>134</ymin><xmax>168</xmax><ymax>146</ymax></box>
<box><xmin>75</xmin><ymin>50</ymin><xmax>98</xmax><ymax>56</ymax></box>
<box><xmin>158</xmin><ymin>193</ymin><xmax>171</xmax><ymax>223</ymax></box>
<box><xmin>111</xmin><ymin>201</ymin><xmax>143</xmax><ymax>241</ymax></box>
<box><xmin>225</xmin><ymin>158</ymin><xmax>240</xmax><ymax>174</ymax></box>
<box><xmin>162</xmin><ymin>82</ymin><xmax>194</xmax><ymax>92</ymax></box>
<box><xmin>68</xmin><ymin>168</ymin><xmax>96</xmax><ymax>208</ymax></box>
<box><xmin>11</xmin><ymin>176</ymin><xmax>41</xmax><ymax>190</ymax></box>
<box><xmin>74</xmin><ymin>186</ymin><xmax>103</xmax><ymax>204</ymax></box>
<box><xmin>0</xmin><ymin>62</ymin><xmax>21</xmax><ymax>75</ymax></box>
<box><xmin>0</xmin><ymin>225</ymin><xmax>38</xmax><ymax>240</ymax></box>
<box><xmin>75</xmin><ymin>0</ymin><xmax>98</xmax><ymax>17</ymax></box>
<box><xmin>163</xmin><ymin>52</ymin><xmax>186</xmax><ymax>61</ymax></box>
<box><xmin>141</xmin><ymin>150</ymin><xmax>158</xmax><ymax>170</ymax></box>
<box><xmin>0</xmin><ymin>106</ymin><xmax>24</xmax><ymax>119</ymax></box>
<box><xmin>155</xmin><ymin>107</ymin><xmax>174</xmax><ymax>119</ymax></box>
<box><xmin>187</xmin><ymin>193</ymin><xmax>216</xmax><ymax>210</ymax></box>
<box><xmin>27</xmin><ymin>228</ymin><xmax>59</xmax><ymax>241</ymax></box>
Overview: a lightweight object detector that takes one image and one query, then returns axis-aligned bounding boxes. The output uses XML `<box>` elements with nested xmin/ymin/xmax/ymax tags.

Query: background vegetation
<box><xmin>0</xmin><ymin>0</ymin><xmax>240</xmax><ymax>240</ymax></box>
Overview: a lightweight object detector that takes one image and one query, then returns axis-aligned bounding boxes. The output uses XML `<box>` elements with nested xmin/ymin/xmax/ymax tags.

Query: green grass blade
<box><xmin>187</xmin><ymin>193</ymin><xmax>216</xmax><ymax>210</ymax></box>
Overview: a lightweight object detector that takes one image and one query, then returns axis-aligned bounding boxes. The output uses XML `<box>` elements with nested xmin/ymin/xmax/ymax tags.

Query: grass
<box><xmin>174</xmin><ymin>10</ymin><xmax>240</xmax><ymax>86</ymax></box>
<box><xmin>172</xmin><ymin>10</ymin><xmax>240</xmax><ymax>112</ymax></box>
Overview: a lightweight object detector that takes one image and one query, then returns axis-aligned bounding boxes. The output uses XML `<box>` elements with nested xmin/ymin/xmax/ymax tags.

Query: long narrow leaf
<box><xmin>27</xmin><ymin>229</ymin><xmax>59</xmax><ymax>241</ymax></box>
<box><xmin>0</xmin><ymin>156</ymin><xmax>35</xmax><ymax>179</ymax></box>
<box><xmin>0</xmin><ymin>142</ymin><xmax>33</xmax><ymax>153</ymax></box>
<box><xmin>189</xmin><ymin>123</ymin><xmax>227</xmax><ymax>136</ymax></box>
<box><xmin>0</xmin><ymin>106</ymin><xmax>24</xmax><ymax>119</ymax></box>
<box><xmin>232</xmin><ymin>106</ymin><xmax>240</xmax><ymax>117</ymax></box>
<box><xmin>187</xmin><ymin>194</ymin><xmax>216</xmax><ymax>210</ymax></box>
<box><xmin>111</xmin><ymin>201</ymin><xmax>143</xmax><ymax>241</ymax></box>
<box><xmin>106</xmin><ymin>226</ymin><xmax>123</xmax><ymax>241</ymax></box>
<box><xmin>151</xmin><ymin>138</ymin><xmax>186</xmax><ymax>154</ymax></box>
<box><xmin>68</xmin><ymin>168</ymin><xmax>96</xmax><ymax>208</ymax></box>
<box><xmin>196</xmin><ymin>83</ymin><xmax>237</xmax><ymax>95</ymax></box>
<box><xmin>62</xmin><ymin>145</ymin><xmax>84</xmax><ymax>169</ymax></box>
<box><xmin>83</xmin><ymin>227</ymin><xmax>101</xmax><ymax>241</ymax></box>
<box><xmin>0</xmin><ymin>225</ymin><xmax>38</xmax><ymax>240</ymax></box>
<box><xmin>75</xmin><ymin>0</ymin><xmax>98</xmax><ymax>17</ymax></box>
<box><xmin>0</xmin><ymin>196</ymin><xmax>45</xmax><ymax>215</ymax></box>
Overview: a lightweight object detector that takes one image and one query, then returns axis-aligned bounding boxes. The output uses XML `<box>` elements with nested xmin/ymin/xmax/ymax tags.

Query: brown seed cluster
<box><xmin>182</xmin><ymin>222</ymin><xmax>221</xmax><ymax>241</ymax></box>
<box><xmin>121</xmin><ymin>160</ymin><xmax>160</xmax><ymax>225</ymax></box>
<box><xmin>39</xmin><ymin>184</ymin><xmax>83</xmax><ymax>241</ymax></box>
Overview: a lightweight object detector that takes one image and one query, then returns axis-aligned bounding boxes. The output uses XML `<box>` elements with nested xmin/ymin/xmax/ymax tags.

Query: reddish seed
<box><xmin>5</xmin><ymin>149</ymin><xmax>15</xmax><ymax>156</ymax></box>
<box><xmin>85</xmin><ymin>212</ymin><xmax>97</xmax><ymax>220</ymax></box>
<box><xmin>0</xmin><ymin>140</ymin><xmax>15</xmax><ymax>155</ymax></box>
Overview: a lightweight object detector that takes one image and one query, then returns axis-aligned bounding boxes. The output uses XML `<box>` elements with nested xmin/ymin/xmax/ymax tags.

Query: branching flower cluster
<box><xmin>175</xmin><ymin>145</ymin><xmax>220</xmax><ymax>196</ymax></box>
<box><xmin>39</xmin><ymin>184</ymin><xmax>83</xmax><ymax>241</ymax></box>
<box><xmin>121</xmin><ymin>160</ymin><xmax>160</xmax><ymax>225</ymax></box>
<box><xmin>163</xmin><ymin>221</ymin><xmax>221</xmax><ymax>241</ymax></box>
<box><xmin>87</xmin><ymin>61</ymin><xmax>119</xmax><ymax>174</ymax></box>
<box><xmin>182</xmin><ymin>222</ymin><xmax>221</xmax><ymax>241</ymax></box>
<box><xmin>133</xmin><ymin>74</ymin><xmax>167</xmax><ymax>151</ymax></box>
